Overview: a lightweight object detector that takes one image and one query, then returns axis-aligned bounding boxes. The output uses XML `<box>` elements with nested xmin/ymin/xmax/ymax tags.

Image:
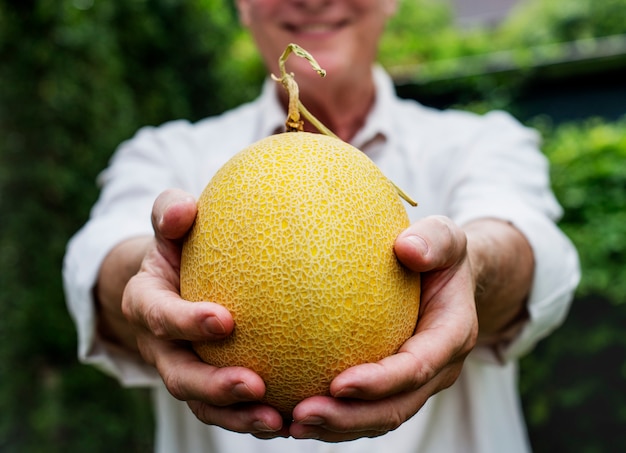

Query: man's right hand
<box><xmin>104</xmin><ymin>189</ymin><xmax>286</xmax><ymax>436</ymax></box>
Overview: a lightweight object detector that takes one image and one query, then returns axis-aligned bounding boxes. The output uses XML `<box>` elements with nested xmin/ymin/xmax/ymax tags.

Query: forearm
<box><xmin>464</xmin><ymin>218</ymin><xmax>534</xmax><ymax>346</ymax></box>
<box><xmin>95</xmin><ymin>236</ymin><xmax>153</xmax><ymax>352</ymax></box>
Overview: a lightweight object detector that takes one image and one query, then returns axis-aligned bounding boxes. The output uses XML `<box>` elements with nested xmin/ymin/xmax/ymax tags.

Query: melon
<box><xmin>180</xmin><ymin>131</ymin><xmax>421</xmax><ymax>415</ymax></box>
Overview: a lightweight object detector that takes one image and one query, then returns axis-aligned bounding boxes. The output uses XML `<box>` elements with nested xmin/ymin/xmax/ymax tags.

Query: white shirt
<box><xmin>63</xmin><ymin>67</ymin><xmax>580</xmax><ymax>453</ymax></box>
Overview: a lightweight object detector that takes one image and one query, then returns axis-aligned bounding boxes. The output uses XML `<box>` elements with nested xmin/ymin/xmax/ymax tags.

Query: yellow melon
<box><xmin>180</xmin><ymin>131</ymin><xmax>420</xmax><ymax>415</ymax></box>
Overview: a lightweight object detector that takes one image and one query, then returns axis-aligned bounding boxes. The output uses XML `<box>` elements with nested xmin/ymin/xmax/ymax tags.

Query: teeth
<box><xmin>299</xmin><ymin>24</ymin><xmax>335</xmax><ymax>33</ymax></box>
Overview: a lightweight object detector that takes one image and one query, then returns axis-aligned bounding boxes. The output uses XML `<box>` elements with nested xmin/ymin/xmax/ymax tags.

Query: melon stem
<box><xmin>272</xmin><ymin>43</ymin><xmax>417</xmax><ymax>207</ymax></box>
<box><xmin>271</xmin><ymin>43</ymin><xmax>328</xmax><ymax>134</ymax></box>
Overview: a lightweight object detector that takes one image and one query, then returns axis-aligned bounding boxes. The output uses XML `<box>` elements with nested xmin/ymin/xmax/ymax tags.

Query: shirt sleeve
<box><xmin>62</xmin><ymin>120</ymin><xmax>198</xmax><ymax>387</ymax></box>
<box><xmin>447</xmin><ymin>111</ymin><xmax>581</xmax><ymax>363</ymax></box>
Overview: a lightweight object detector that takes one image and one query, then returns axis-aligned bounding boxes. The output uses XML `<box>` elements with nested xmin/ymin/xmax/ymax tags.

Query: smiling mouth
<box><xmin>285</xmin><ymin>21</ymin><xmax>347</xmax><ymax>35</ymax></box>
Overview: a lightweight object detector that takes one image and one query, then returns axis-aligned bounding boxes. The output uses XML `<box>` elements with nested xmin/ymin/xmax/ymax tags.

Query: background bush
<box><xmin>0</xmin><ymin>1</ymin><xmax>256</xmax><ymax>451</ymax></box>
<box><xmin>520</xmin><ymin>116</ymin><xmax>626</xmax><ymax>452</ymax></box>
<box><xmin>1</xmin><ymin>0</ymin><xmax>624</xmax><ymax>451</ymax></box>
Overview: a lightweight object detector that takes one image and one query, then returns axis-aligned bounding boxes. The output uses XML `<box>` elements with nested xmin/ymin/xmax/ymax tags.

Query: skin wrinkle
<box><xmin>144</xmin><ymin>296</ymin><xmax>172</xmax><ymax>341</ymax></box>
<box><xmin>161</xmin><ymin>358</ymin><xmax>188</xmax><ymax>401</ymax></box>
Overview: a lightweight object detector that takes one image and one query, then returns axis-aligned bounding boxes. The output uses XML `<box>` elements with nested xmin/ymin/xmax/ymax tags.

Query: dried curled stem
<box><xmin>272</xmin><ymin>43</ymin><xmax>417</xmax><ymax>207</ymax></box>
<box><xmin>271</xmin><ymin>43</ymin><xmax>329</xmax><ymax>133</ymax></box>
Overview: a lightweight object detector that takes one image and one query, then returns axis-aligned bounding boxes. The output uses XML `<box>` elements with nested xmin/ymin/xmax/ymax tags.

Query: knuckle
<box><xmin>134</xmin><ymin>338</ymin><xmax>156</xmax><ymax>365</ymax></box>
<box><xmin>435</xmin><ymin>215</ymin><xmax>463</xmax><ymax>245</ymax></box>
<box><xmin>415</xmin><ymin>362</ymin><xmax>437</xmax><ymax>389</ymax></box>
<box><xmin>386</xmin><ymin>410</ymin><xmax>405</xmax><ymax>432</ymax></box>
<box><xmin>120</xmin><ymin>278</ymin><xmax>137</xmax><ymax>321</ymax></box>
<box><xmin>187</xmin><ymin>400</ymin><xmax>214</xmax><ymax>424</ymax></box>
<box><xmin>145</xmin><ymin>302</ymin><xmax>170</xmax><ymax>339</ymax></box>
<box><xmin>163</xmin><ymin>368</ymin><xmax>187</xmax><ymax>401</ymax></box>
<box><xmin>438</xmin><ymin>365</ymin><xmax>464</xmax><ymax>393</ymax></box>
<box><xmin>402</xmin><ymin>351</ymin><xmax>436</xmax><ymax>390</ymax></box>
<box><xmin>432</xmin><ymin>213</ymin><xmax>460</xmax><ymax>234</ymax></box>
<box><xmin>375</xmin><ymin>401</ymin><xmax>405</xmax><ymax>433</ymax></box>
<box><xmin>188</xmin><ymin>401</ymin><xmax>259</xmax><ymax>435</ymax></box>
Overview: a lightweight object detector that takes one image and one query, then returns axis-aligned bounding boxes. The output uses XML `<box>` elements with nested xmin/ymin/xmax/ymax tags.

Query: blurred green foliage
<box><xmin>384</xmin><ymin>0</ymin><xmax>626</xmax><ymax>113</ymax></box>
<box><xmin>0</xmin><ymin>0</ymin><xmax>258</xmax><ymax>451</ymax></box>
<box><xmin>520</xmin><ymin>117</ymin><xmax>626</xmax><ymax>452</ymax></box>
<box><xmin>545</xmin><ymin>118</ymin><xmax>626</xmax><ymax>301</ymax></box>
<box><xmin>1</xmin><ymin>0</ymin><xmax>625</xmax><ymax>452</ymax></box>
<box><xmin>381</xmin><ymin>0</ymin><xmax>626</xmax><ymax>67</ymax></box>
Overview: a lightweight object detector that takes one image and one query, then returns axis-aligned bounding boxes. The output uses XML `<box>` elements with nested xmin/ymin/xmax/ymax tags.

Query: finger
<box><xmin>289</xmin><ymin>332</ymin><xmax>470</xmax><ymax>441</ymax></box>
<box><xmin>152</xmin><ymin>341</ymin><xmax>286</xmax><ymax>436</ymax></box>
<box><xmin>149</xmin><ymin>338</ymin><xmax>266</xmax><ymax>405</ymax></box>
<box><xmin>290</xmin><ymin>377</ymin><xmax>443</xmax><ymax>442</ymax></box>
<box><xmin>152</xmin><ymin>188</ymin><xmax>198</xmax><ymax>241</ymax></box>
<box><xmin>123</xmin><ymin>273</ymin><xmax>234</xmax><ymax>342</ymax></box>
<box><xmin>188</xmin><ymin>401</ymin><xmax>287</xmax><ymax>436</ymax></box>
<box><xmin>326</xmin><ymin>278</ymin><xmax>477</xmax><ymax>403</ymax></box>
<box><xmin>394</xmin><ymin>215</ymin><xmax>467</xmax><ymax>273</ymax></box>
<box><xmin>150</xmin><ymin>189</ymin><xmax>197</xmax><ymax>268</ymax></box>
<box><xmin>328</xmin><ymin>344</ymin><xmax>462</xmax><ymax>403</ymax></box>
<box><xmin>328</xmin><ymin>301</ymin><xmax>475</xmax><ymax>402</ymax></box>
<box><xmin>329</xmin><ymin>352</ymin><xmax>438</xmax><ymax>401</ymax></box>
<box><xmin>291</xmin><ymin>396</ymin><xmax>395</xmax><ymax>440</ymax></box>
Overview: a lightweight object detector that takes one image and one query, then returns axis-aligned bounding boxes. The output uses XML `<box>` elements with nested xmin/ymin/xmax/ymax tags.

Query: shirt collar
<box><xmin>351</xmin><ymin>65</ymin><xmax>396</xmax><ymax>155</ymax></box>
<box><xmin>255</xmin><ymin>65</ymin><xmax>396</xmax><ymax>152</ymax></box>
<box><xmin>256</xmin><ymin>77</ymin><xmax>290</xmax><ymax>139</ymax></box>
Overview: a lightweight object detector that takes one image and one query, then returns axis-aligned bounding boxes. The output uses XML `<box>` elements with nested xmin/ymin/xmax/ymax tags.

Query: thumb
<box><xmin>152</xmin><ymin>188</ymin><xmax>198</xmax><ymax>241</ymax></box>
<box><xmin>394</xmin><ymin>215</ymin><xmax>466</xmax><ymax>273</ymax></box>
<box><xmin>151</xmin><ymin>188</ymin><xmax>198</xmax><ymax>267</ymax></box>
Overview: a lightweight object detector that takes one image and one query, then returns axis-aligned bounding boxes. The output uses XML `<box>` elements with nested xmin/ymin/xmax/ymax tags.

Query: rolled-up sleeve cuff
<box><xmin>62</xmin><ymin>217</ymin><xmax>161</xmax><ymax>387</ymax></box>
<box><xmin>457</xmin><ymin>203</ymin><xmax>580</xmax><ymax>364</ymax></box>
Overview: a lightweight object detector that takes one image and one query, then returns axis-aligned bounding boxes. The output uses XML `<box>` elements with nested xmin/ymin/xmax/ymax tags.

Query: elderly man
<box><xmin>63</xmin><ymin>0</ymin><xmax>580</xmax><ymax>452</ymax></box>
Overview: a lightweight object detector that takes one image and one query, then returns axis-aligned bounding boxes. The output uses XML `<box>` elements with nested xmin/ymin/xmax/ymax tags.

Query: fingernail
<box><xmin>252</xmin><ymin>420</ymin><xmax>277</xmax><ymax>432</ymax></box>
<box><xmin>405</xmin><ymin>234</ymin><xmax>428</xmax><ymax>256</ymax></box>
<box><xmin>232</xmin><ymin>382</ymin><xmax>255</xmax><ymax>400</ymax></box>
<box><xmin>299</xmin><ymin>415</ymin><xmax>325</xmax><ymax>426</ymax></box>
<box><xmin>333</xmin><ymin>386</ymin><xmax>357</xmax><ymax>398</ymax></box>
<box><xmin>296</xmin><ymin>430</ymin><xmax>321</xmax><ymax>440</ymax></box>
<box><xmin>203</xmin><ymin>316</ymin><xmax>226</xmax><ymax>336</ymax></box>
